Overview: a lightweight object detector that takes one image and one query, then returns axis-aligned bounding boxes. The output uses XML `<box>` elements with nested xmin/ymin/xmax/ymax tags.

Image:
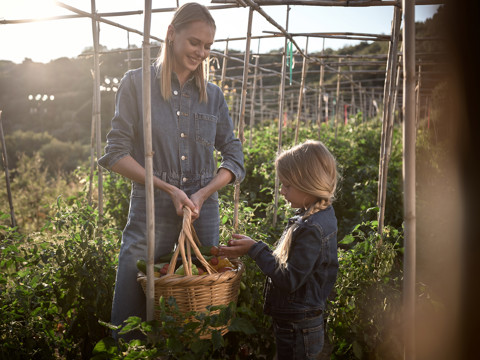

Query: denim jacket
<box><xmin>98</xmin><ymin>65</ymin><xmax>245</xmax><ymax>189</ymax></box>
<box><xmin>248</xmin><ymin>206</ymin><xmax>338</xmax><ymax>320</ymax></box>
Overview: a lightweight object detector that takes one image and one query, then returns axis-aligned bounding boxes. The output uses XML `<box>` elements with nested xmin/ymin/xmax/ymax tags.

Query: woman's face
<box><xmin>169</xmin><ymin>20</ymin><xmax>215</xmax><ymax>83</ymax></box>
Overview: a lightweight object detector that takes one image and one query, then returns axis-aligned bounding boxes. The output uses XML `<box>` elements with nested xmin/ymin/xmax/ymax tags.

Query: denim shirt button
<box><xmin>173</xmin><ymin>90</ymin><xmax>178</xmax><ymax>95</ymax></box>
<box><xmin>180</xmin><ymin>132</ymin><xmax>186</xmax><ymax>138</ymax></box>
<box><xmin>176</xmin><ymin>110</ymin><xmax>180</xmax><ymax>116</ymax></box>
<box><xmin>182</xmin><ymin>177</ymin><xmax>188</xmax><ymax>182</ymax></box>
<box><xmin>181</xmin><ymin>155</ymin><xmax>186</xmax><ymax>160</ymax></box>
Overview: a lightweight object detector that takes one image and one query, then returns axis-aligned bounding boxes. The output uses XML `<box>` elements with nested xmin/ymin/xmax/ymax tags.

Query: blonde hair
<box><xmin>155</xmin><ymin>2</ymin><xmax>215</xmax><ymax>103</ymax></box>
<box><xmin>273</xmin><ymin>140</ymin><xmax>338</xmax><ymax>264</ymax></box>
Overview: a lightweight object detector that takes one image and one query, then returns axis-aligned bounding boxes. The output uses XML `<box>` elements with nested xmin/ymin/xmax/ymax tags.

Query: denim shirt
<box><xmin>248</xmin><ymin>206</ymin><xmax>338</xmax><ymax>320</ymax></box>
<box><xmin>98</xmin><ymin>65</ymin><xmax>245</xmax><ymax>189</ymax></box>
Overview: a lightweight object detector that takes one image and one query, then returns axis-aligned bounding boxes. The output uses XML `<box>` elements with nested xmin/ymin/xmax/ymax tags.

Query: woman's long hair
<box><xmin>273</xmin><ymin>140</ymin><xmax>338</xmax><ymax>264</ymax></box>
<box><xmin>155</xmin><ymin>2</ymin><xmax>215</xmax><ymax>103</ymax></box>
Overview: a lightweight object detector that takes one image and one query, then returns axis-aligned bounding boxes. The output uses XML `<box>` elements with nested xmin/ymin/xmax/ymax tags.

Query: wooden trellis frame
<box><xmin>1</xmin><ymin>0</ymin><xmax>447</xmax><ymax>354</ymax></box>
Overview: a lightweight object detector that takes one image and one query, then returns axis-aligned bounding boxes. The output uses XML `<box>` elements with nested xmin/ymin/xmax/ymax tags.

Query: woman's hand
<box><xmin>170</xmin><ymin>187</ymin><xmax>198</xmax><ymax>218</ymax></box>
<box><xmin>219</xmin><ymin>234</ymin><xmax>256</xmax><ymax>258</ymax></box>
<box><xmin>189</xmin><ymin>191</ymin><xmax>206</xmax><ymax>221</ymax></box>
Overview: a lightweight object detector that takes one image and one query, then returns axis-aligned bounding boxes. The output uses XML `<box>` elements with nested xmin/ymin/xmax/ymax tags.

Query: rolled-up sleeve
<box><xmin>214</xmin><ymin>91</ymin><xmax>245</xmax><ymax>184</ymax></box>
<box><xmin>98</xmin><ymin>71</ymin><xmax>139</xmax><ymax>170</ymax></box>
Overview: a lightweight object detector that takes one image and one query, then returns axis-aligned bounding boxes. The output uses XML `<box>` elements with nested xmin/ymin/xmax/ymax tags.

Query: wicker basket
<box><xmin>137</xmin><ymin>207</ymin><xmax>244</xmax><ymax>337</ymax></box>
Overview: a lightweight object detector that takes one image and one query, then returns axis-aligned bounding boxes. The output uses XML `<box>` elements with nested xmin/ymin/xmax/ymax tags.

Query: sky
<box><xmin>0</xmin><ymin>0</ymin><xmax>440</xmax><ymax>64</ymax></box>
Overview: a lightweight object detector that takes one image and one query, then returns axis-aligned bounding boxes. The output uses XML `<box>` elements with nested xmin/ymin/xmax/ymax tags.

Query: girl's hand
<box><xmin>170</xmin><ymin>188</ymin><xmax>198</xmax><ymax>218</ymax></box>
<box><xmin>219</xmin><ymin>234</ymin><xmax>256</xmax><ymax>258</ymax></box>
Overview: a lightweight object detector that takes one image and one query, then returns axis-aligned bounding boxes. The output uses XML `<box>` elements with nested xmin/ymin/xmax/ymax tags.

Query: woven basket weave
<box><xmin>137</xmin><ymin>207</ymin><xmax>244</xmax><ymax>337</ymax></box>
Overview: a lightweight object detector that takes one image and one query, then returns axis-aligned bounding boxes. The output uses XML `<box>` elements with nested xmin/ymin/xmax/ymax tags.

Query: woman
<box><xmin>98</xmin><ymin>2</ymin><xmax>245</xmax><ymax>340</ymax></box>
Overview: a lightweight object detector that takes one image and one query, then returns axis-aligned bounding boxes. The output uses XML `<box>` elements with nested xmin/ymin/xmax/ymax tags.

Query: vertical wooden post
<box><xmin>90</xmin><ymin>0</ymin><xmax>103</xmax><ymax>221</ymax></box>
<box><xmin>334</xmin><ymin>58</ymin><xmax>342</xmax><ymax>138</ymax></box>
<box><xmin>0</xmin><ymin>111</ymin><xmax>16</xmax><ymax>228</ymax></box>
<box><xmin>317</xmin><ymin>39</ymin><xmax>325</xmax><ymax>138</ymax></box>
<box><xmin>358</xmin><ymin>83</ymin><xmax>364</xmax><ymax>122</ymax></box>
<box><xmin>141</xmin><ymin>0</ymin><xmax>155</xmax><ymax>322</ymax></box>
<box><xmin>415</xmin><ymin>63</ymin><xmax>422</xmax><ymax>129</ymax></box>
<box><xmin>234</xmin><ymin>6</ymin><xmax>253</xmax><ymax>231</ymax></box>
<box><xmin>403</xmin><ymin>1</ymin><xmax>417</xmax><ymax>358</ymax></box>
<box><xmin>127</xmin><ymin>31</ymin><xmax>132</xmax><ymax>70</ymax></box>
<box><xmin>260</xmin><ymin>75</ymin><xmax>264</xmax><ymax>124</ymax></box>
<box><xmin>378</xmin><ymin>5</ymin><xmax>401</xmax><ymax>236</ymax></box>
<box><xmin>221</xmin><ymin>40</ymin><xmax>229</xmax><ymax>92</ymax></box>
<box><xmin>249</xmin><ymin>55</ymin><xmax>259</xmax><ymax>147</ymax></box>
<box><xmin>350</xmin><ymin>66</ymin><xmax>355</xmax><ymax>118</ymax></box>
<box><xmin>273</xmin><ymin>5</ymin><xmax>289</xmax><ymax>227</ymax></box>
<box><xmin>294</xmin><ymin>37</ymin><xmax>308</xmax><ymax>145</ymax></box>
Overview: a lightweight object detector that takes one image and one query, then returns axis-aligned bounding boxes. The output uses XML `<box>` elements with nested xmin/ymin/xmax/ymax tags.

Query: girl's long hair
<box><xmin>273</xmin><ymin>140</ymin><xmax>338</xmax><ymax>265</ymax></box>
<box><xmin>155</xmin><ymin>2</ymin><xmax>215</xmax><ymax>103</ymax></box>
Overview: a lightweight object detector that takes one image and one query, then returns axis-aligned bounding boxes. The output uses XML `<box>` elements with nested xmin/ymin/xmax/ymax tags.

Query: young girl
<box><xmin>220</xmin><ymin>140</ymin><xmax>338</xmax><ymax>359</ymax></box>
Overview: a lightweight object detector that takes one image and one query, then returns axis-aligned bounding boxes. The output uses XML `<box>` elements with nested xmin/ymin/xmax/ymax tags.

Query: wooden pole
<box><xmin>221</xmin><ymin>40</ymin><xmax>229</xmax><ymax>92</ymax></box>
<box><xmin>0</xmin><ymin>111</ymin><xmax>16</xmax><ymax>228</ymax></box>
<box><xmin>402</xmin><ymin>0</ymin><xmax>417</xmax><ymax>358</ymax></box>
<box><xmin>142</xmin><ymin>0</ymin><xmax>155</xmax><ymax>322</ymax></box>
<box><xmin>249</xmin><ymin>55</ymin><xmax>259</xmax><ymax>147</ymax></box>
<box><xmin>415</xmin><ymin>63</ymin><xmax>422</xmax><ymax>129</ymax></box>
<box><xmin>317</xmin><ymin>38</ymin><xmax>325</xmax><ymax>138</ymax></box>
<box><xmin>90</xmin><ymin>0</ymin><xmax>103</xmax><ymax>221</ymax></box>
<box><xmin>260</xmin><ymin>74</ymin><xmax>265</xmax><ymax>124</ymax></box>
<box><xmin>294</xmin><ymin>37</ymin><xmax>309</xmax><ymax>145</ymax></box>
<box><xmin>273</xmin><ymin>5</ymin><xmax>289</xmax><ymax>227</ymax></box>
<box><xmin>234</xmin><ymin>6</ymin><xmax>254</xmax><ymax>231</ymax></box>
<box><xmin>358</xmin><ymin>83</ymin><xmax>364</xmax><ymax>122</ymax></box>
<box><xmin>127</xmin><ymin>31</ymin><xmax>132</xmax><ymax>70</ymax></box>
<box><xmin>378</xmin><ymin>5</ymin><xmax>401</xmax><ymax>236</ymax></box>
<box><xmin>350</xmin><ymin>65</ymin><xmax>355</xmax><ymax>118</ymax></box>
<box><xmin>334</xmin><ymin>58</ymin><xmax>342</xmax><ymax>138</ymax></box>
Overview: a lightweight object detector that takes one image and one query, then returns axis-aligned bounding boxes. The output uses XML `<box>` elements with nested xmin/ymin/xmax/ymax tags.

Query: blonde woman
<box><xmin>220</xmin><ymin>140</ymin><xmax>338</xmax><ymax>359</ymax></box>
<box><xmin>99</xmin><ymin>3</ymin><xmax>244</xmax><ymax>340</ymax></box>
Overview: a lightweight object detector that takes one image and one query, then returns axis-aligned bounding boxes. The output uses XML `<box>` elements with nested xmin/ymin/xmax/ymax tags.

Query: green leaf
<box><xmin>92</xmin><ymin>337</ymin><xmax>118</xmax><ymax>355</ymax></box>
<box><xmin>339</xmin><ymin>234</ymin><xmax>355</xmax><ymax>245</ymax></box>
<box><xmin>228</xmin><ymin>317</ymin><xmax>256</xmax><ymax>334</ymax></box>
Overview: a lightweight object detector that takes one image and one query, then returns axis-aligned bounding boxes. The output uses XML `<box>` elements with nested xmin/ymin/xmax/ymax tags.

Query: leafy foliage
<box><xmin>0</xmin><ymin>121</ymin><xmax>408</xmax><ymax>359</ymax></box>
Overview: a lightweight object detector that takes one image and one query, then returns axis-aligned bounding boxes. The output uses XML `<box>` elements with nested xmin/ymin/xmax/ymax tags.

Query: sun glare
<box><xmin>19</xmin><ymin>0</ymin><xmax>58</xmax><ymax>20</ymax></box>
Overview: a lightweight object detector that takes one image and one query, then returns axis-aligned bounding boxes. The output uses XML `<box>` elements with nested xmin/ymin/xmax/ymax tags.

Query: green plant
<box><xmin>328</xmin><ymin>221</ymin><xmax>404</xmax><ymax>359</ymax></box>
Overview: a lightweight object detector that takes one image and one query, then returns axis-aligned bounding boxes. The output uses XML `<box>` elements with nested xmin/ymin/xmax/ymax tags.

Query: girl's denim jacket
<box><xmin>98</xmin><ymin>64</ymin><xmax>245</xmax><ymax>189</ymax></box>
<box><xmin>248</xmin><ymin>206</ymin><xmax>338</xmax><ymax>321</ymax></box>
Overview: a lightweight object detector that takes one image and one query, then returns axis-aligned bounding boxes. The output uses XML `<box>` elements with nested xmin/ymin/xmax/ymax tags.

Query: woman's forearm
<box><xmin>110</xmin><ymin>156</ymin><xmax>176</xmax><ymax>196</ymax></box>
<box><xmin>195</xmin><ymin>168</ymin><xmax>233</xmax><ymax>201</ymax></box>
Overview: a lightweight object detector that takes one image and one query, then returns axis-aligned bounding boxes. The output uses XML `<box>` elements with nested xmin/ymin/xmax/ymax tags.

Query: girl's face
<box><xmin>168</xmin><ymin>20</ymin><xmax>215</xmax><ymax>84</ymax></box>
<box><xmin>279</xmin><ymin>179</ymin><xmax>317</xmax><ymax>209</ymax></box>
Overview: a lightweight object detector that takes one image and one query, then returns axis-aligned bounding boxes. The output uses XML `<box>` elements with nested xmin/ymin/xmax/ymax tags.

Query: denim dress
<box><xmin>98</xmin><ymin>65</ymin><xmax>244</xmax><ymax>339</ymax></box>
<box><xmin>248</xmin><ymin>206</ymin><xmax>338</xmax><ymax>359</ymax></box>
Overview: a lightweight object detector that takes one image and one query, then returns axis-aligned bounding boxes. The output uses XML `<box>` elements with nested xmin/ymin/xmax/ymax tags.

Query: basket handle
<box><xmin>166</xmin><ymin>207</ymin><xmax>217</xmax><ymax>276</ymax></box>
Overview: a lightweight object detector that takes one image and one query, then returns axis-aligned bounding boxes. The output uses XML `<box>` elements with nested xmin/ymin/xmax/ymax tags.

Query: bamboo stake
<box><xmin>334</xmin><ymin>58</ymin><xmax>342</xmax><ymax>138</ymax></box>
<box><xmin>142</xmin><ymin>0</ymin><xmax>155</xmax><ymax>323</ymax></box>
<box><xmin>402</xmin><ymin>0</ymin><xmax>417</xmax><ymax>358</ymax></box>
<box><xmin>249</xmin><ymin>55</ymin><xmax>259</xmax><ymax>147</ymax></box>
<box><xmin>260</xmin><ymin>71</ymin><xmax>265</xmax><ymax>124</ymax></box>
<box><xmin>273</xmin><ymin>5</ymin><xmax>289</xmax><ymax>227</ymax></box>
<box><xmin>350</xmin><ymin>65</ymin><xmax>355</xmax><ymax>117</ymax></box>
<box><xmin>294</xmin><ymin>37</ymin><xmax>308</xmax><ymax>145</ymax></box>
<box><xmin>221</xmin><ymin>40</ymin><xmax>229</xmax><ymax>92</ymax></box>
<box><xmin>0</xmin><ymin>111</ymin><xmax>16</xmax><ymax>228</ymax></box>
<box><xmin>233</xmin><ymin>6</ymin><xmax>254</xmax><ymax>231</ymax></box>
<box><xmin>90</xmin><ymin>0</ymin><xmax>103</xmax><ymax>221</ymax></box>
<box><xmin>358</xmin><ymin>83</ymin><xmax>364</xmax><ymax>122</ymax></box>
<box><xmin>378</xmin><ymin>5</ymin><xmax>401</xmax><ymax>236</ymax></box>
<box><xmin>415</xmin><ymin>63</ymin><xmax>422</xmax><ymax>129</ymax></box>
<box><xmin>317</xmin><ymin>38</ymin><xmax>325</xmax><ymax>138</ymax></box>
